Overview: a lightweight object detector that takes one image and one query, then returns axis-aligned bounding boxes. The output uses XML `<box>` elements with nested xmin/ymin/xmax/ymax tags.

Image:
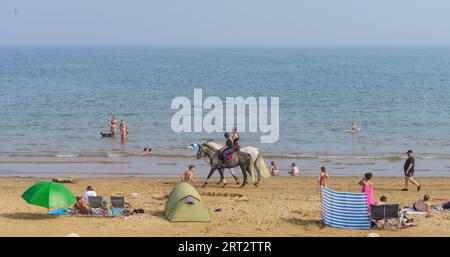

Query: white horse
<box><xmin>203</xmin><ymin>140</ymin><xmax>271</xmax><ymax>185</ymax></box>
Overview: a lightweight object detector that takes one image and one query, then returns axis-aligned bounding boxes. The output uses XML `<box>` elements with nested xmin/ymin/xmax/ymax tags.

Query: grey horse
<box><xmin>196</xmin><ymin>142</ymin><xmax>255</xmax><ymax>188</ymax></box>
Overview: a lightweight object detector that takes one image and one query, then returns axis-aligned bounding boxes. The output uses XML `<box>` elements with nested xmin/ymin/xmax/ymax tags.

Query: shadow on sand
<box><xmin>149</xmin><ymin>210</ymin><xmax>166</xmax><ymax>220</ymax></box>
<box><xmin>281</xmin><ymin>217</ymin><xmax>324</xmax><ymax>229</ymax></box>
<box><xmin>0</xmin><ymin>212</ymin><xmax>59</xmax><ymax>220</ymax></box>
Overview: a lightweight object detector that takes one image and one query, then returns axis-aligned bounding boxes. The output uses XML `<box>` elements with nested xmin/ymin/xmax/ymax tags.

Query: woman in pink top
<box><xmin>289</xmin><ymin>162</ymin><xmax>299</xmax><ymax>176</ymax></box>
<box><xmin>359</xmin><ymin>172</ymin><xmax>374</xmax><ymax>212</ymax></box>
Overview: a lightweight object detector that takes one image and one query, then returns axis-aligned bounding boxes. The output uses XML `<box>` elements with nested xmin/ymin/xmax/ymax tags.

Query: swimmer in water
<box><xmin>349</xmin><ymin>122</ymin><xmax>359</xmax><ymax>132</ymax></box>
<box><xmin>108</xmin><ymin>115</ymin><xmax>118</xmax><ymax>135</ymax></box>
<box><xmin>140</xmin><ymin>148</ymin><xmax>152</xmax><ymax>156</ymax></box>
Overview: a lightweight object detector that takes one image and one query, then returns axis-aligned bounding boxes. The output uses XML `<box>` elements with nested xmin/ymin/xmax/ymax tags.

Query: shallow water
<box><xmin>1</xmin><ymin>47</ymin><xmax>450</xmax><ymax>177</ymax></box>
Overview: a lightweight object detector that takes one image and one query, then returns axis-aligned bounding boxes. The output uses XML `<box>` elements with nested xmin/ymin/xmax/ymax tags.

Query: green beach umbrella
<box><xmin>22</xmin><ymin>182</ymin><xmax>76</xmax><ymax>210</ymax></box>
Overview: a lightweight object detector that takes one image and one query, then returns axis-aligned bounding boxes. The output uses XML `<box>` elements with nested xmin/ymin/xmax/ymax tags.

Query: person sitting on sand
<box><xmin>73</xmin><ymin>196</ymin><xmax>90</xmax><ymax>214</ymax></box>
<box><xmin>82</xmin><ymin>186</ymin><xmax>97</xmax><ymax>202</ymax></box>
<box><xmin>377</xmin><ymin>196</ymin><xmax>387</xmax><ymax>205</ymax></box>
<box><xmin>288</xmin><ymin>162</ymin><xmax>299</xmax><ymax>176</ymax></box>
<box><xmin>181</xmin><ymin>165</ymin><xmax>197</xmax><ymax>186</ymax></box>
<box><xmin>413</xmin><ymin>194</ymin><xmax>433</xmax><ymax>215</ymax></box>
<box><xmin>319</xmin><ymin>166</ymin><xmax>329</xmax><ymax>187</ymax></box>
<box><xmin>270</xmin><ymin>161</ymin><xmax>279</xmax><ymax>176</ymax></box>
<box><xmin>102</xmin><ymin>198</ymin><xmax>110</xmax><ymax>211</ymax></box>
<box><xmin>359</xmin><ymin>172</ymin><xmax>374</xmax><ymax>212</ymax></box>
<box><xmin>140</xmin><ymin>148</ymin><xmax>152</xmax><ymax>156</ymax></box>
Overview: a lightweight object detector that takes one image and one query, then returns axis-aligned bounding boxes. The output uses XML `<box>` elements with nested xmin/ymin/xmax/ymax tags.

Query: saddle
<box><xmin>220</xmin><ymin>148</ymin><xmax>234</xmax><ymax>162</ymax></box>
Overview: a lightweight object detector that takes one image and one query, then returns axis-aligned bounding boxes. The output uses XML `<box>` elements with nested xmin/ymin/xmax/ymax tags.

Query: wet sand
<box><xmin>1</xmin><ymin>155</ymin><xmax>450</xmax><ymax>178</ymax></box>
<box><xmin>1</xmin><ymin>176</ymin><xmax>450</xmax><ymax>237</ymax></box>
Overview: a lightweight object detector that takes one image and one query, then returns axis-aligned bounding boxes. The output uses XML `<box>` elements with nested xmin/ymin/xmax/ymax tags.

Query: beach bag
<box><xmin>132</xmin><ymin>209</ymin><xmax>145</xmax><ymax>214</ymax></box>
<box><xmin>442</xmin><ymin>202</ymin><xmax>450</xmax><ymax>210</ymax></box>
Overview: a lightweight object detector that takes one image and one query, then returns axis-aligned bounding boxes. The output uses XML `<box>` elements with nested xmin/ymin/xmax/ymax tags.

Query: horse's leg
<box><xmin>229</xmin><ymin>168</ymin><xmax>240</xmax><ymax>185</ymax></box>
<box><xmin>240</xmin><ymin>164</ymin><xmax>248</xmax><ymax>188</ymax></box>
<box><xmin>252</xmin><ymin>164</ymin><xmax>259</xmax><ymax>187</ymax></box>
<box><xmin>219</xmin><ymin>168</ymin><xmax>227</xmax><ymax>187</ymax></box>
<box><xmin>203</xmin><ymin>168</ymin><xmax>216</xmax><ymax>188</ymax></box>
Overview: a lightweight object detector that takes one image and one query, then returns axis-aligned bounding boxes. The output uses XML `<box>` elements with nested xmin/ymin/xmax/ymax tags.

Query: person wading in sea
<box><xmin>108</xmin><ymin>115</ymin><xmax>118</xmax><ymax>135</ymax></box>
<box><xmin>120</xmin><ymin>120</ymin><xmax>128</xmax><ymax>139</ymax></box>
<box><xmin>402</xmin><ymin>150</ymin><xmax>421</xmax><ymax>191</ymax></box>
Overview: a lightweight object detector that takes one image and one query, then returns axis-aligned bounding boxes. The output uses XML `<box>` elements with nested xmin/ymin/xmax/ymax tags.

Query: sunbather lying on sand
<box><xmin>413</xmin><ymin>194</ymin><xmax>433</xmax><ymax>217</ymax></box>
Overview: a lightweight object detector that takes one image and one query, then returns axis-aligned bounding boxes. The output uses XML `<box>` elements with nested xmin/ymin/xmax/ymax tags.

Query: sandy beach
<box><xmin>1</xmin><ymin>176</ymin><xmax>450</xmax><ymax>237</ymax></box>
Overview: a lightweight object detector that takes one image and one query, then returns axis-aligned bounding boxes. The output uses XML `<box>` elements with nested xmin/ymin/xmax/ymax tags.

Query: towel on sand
<box><xmin>401</xmin><ymin>208</ymin><xmax>427</xmax><ymax>215</ymax></box>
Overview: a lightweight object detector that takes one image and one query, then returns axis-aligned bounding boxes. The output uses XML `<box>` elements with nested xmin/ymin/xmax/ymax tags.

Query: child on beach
<box><xmin>180</xmin><ymin>165</ymin><xmax>197</xmax><ymax>186</ymax></box>
<box><xmin>289</xmin><ymin>162</ymin><xmax>299</xmax><ymax>176</ymax></box>
<box><xmin>318</xmin><ymin>166</ymin><xmax>329</xmax><ymax>187</ymax></box>
<box><xmin>377</xmin><ymin>196</ymin><xmax>387</xmax><ymax>205</ymax></box>
<box><xmin>359</xmin><ymin>172</ymin><xmax>374</xmax><ymax>212</ymax></box>
<box><xmin>270</xmin><ymin>161</ymin><xmax>279</xmax><ymax>176</ymax></box>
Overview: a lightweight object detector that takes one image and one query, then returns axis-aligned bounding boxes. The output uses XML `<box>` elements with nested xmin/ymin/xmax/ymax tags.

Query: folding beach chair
<box><xmin>110</xmin><ymin>196</ymin><xmax>129</xmax><ymax>215</ymax></box>
<box><xmin>370</xmin><ymin>204</ymin><xmax>401</xmax><ymax>229</ymax></box>
<box><xmin>88</xmin><ymin>196</ymin><xmax>105</xmax><ymax>216</ymax></box>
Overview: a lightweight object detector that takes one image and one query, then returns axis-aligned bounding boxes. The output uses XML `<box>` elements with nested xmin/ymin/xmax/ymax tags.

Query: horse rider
<box><xmin>219</xmin><ymin>132</ymin><xmax>234</xmax><ymax>162</ymax></box>
<box><xmin>231</xmin><ymin>127</ymin><xmax>240</xmax><ymax>151</ymax></box>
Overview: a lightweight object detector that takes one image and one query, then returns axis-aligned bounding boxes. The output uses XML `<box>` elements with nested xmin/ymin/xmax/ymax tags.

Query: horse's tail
<box><xmin>248</xmin><ymin>156</ymin><xmax>255</xmax><ymax>179</ymax></box>
<box><xmin>256</xmin><ymin>154</ymin><xmax>271</xmax><ymax>178</ymax></box>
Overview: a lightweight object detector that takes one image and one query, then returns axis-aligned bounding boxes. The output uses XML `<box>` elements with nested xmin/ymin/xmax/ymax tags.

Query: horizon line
<box><xmin>2</xmin><ymin>43</ymin><xmax>450</xmax><ymax>49</ymax></box>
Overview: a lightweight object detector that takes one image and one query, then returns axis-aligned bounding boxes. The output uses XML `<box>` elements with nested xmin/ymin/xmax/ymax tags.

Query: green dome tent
<box><xmin>164</xmin><ymin>182</ymin><xmax>211</xmax><ymax>222</ymax></box>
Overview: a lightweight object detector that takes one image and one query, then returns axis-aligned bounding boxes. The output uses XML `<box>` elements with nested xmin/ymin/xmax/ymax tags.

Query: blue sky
<box><xmin>2</xmin><ymin>0</ymin><xmax>450</xmax><ymax>46</ymax></box>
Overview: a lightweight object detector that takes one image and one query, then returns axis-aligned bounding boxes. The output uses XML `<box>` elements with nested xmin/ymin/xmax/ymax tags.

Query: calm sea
<box><xmin>1</xmin><ymin>47</ymin><xmax>450</xmax><ymax>177</ymax></box>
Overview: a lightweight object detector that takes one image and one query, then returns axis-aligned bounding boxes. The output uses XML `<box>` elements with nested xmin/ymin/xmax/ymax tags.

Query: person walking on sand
<box><xmin>288</xmin><ymin>162</ymin><xmax>299</xmax><ymax>176</ymax></box>
<box><xmin>318</xmin><ymin>166</ymin><xmax>329</xmax><ymax>187</ymax></box>
<box><xmin>359</xmin><ymin>172</ymin><xmax>374</xmax><ymax>212</ymax></box>
<box><xmin>402</xmin><ymin>150</ymin><xmax>421</xmax><ymax>192</ymax></box>
<box><xmin>180</xmin><ymin>165</ymin><xmax>197</xmax><ymax>186</ymax></box>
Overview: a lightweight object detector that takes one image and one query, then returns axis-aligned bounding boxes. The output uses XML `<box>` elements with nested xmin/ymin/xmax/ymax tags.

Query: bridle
<box><xmin>196</xmin><ymin>144</ymin><xmax>211</xmax><ymax>165</ymax></box>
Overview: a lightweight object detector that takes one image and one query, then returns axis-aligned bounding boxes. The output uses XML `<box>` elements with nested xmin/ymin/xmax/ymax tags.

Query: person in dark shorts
<box><xmin>402</xmin><ymin>150</ymin><xmax>421</xmax><ymax>191</ymax></box>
